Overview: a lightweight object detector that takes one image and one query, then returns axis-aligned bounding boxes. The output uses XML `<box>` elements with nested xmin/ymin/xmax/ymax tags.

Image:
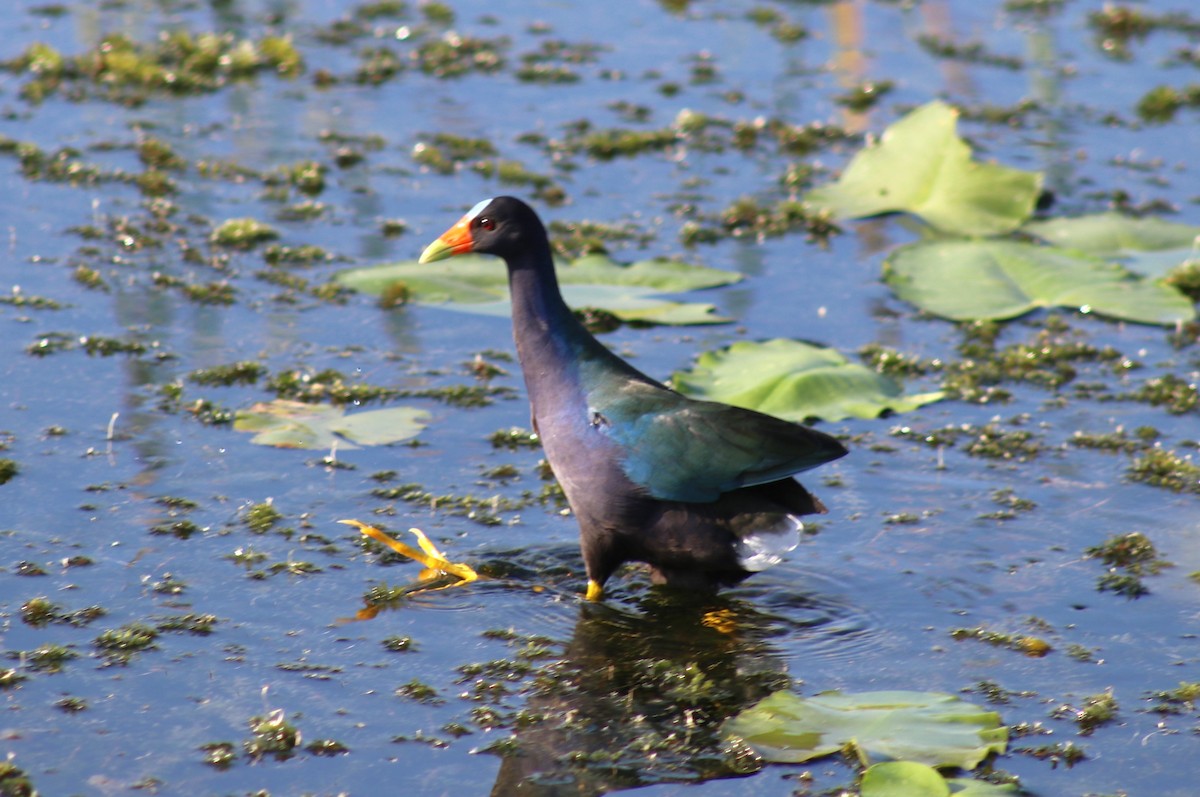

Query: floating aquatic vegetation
<box><xmin>1146</xmin><ymin>681</ymin><xmax>1200</xmax><ymax>715</ymax></box>
<box><xmin>833</xmin><ymin>80</ymin><xmax>894</xmax><ymax>112</ymax></box>
<box><xmin>1053</xmin><ymin>691</ymin><xmax>1119</xmax><ymax>736</ymax></box>
<box><xmin>94</xmin><ymin>622</ymin><xmax>160</xmax><ymax>665</ymax></box>
<box><xmin>244</xmin><ymin>501</ymin><xmax>283</xmax><ymax>534</ymax></box>
<box><xmin>210</xmin><ymin>218</ymin><xmax>279</xmax><ymax>249</ymax></box>
<box><xmin>263</xmin><ymin>243</ymin><xmax>334</xmax><ymax>265</ymax></box>
<box><xmin>381</xmin><ymin>635</ymin><xmax>417</xmax><ymax>653</ymax></box>
<box><xmin>1127</xmin><ymin>447</ymin><xmax>1200</xmax><ymax>493</ymax></box>
<box><xmin>3</xmin><ymin>32</ymin><xmax>304</xmax><ymax>105</ymax></box>
<box><xmin>1088</xmin><ymin>5</ymin><xmax>1200</xmax><ymax>59</ymax></box>
<box><xmin>7</xmin><ymin>643</ymin><xmax>77</xmax><ymax>674</ymax></box>
<box><xmin>265</xmin><ymin>369</ymin><xmax>397</xmax><ymax>404</ymax></box>
<box><xmin>488</xmin><ymin>427</ymin><xmax>541</xmax><ymax>449</ymax></box>
<box><xmin>672</xmin><ymin>338</ymin><xmax>944</xmax><ymax>422</ymax></box>
<box><xmin>950</xmin><ymin>626</ymin><xmax>1052</xmax><ymax>657</ymax></box>
<box><xmin>884</xmin><ymin>240</ymin><xmax>1193</xmax><ymax>326</ymax></box>
<box><xmin>1024</xmin><ymin>212</ymin><xmax>1200</xmax><ymax>263</ymax></box>
<box><xmin>413</xmin><ymin>32</ymin><xmax>507</xmax><ymax>78</ymax></box>
<box><xmin>679</xmin><ymin>196</ymin><xmax>840</xmax><ymax>245</ymax></box>
<box><xmin>916</xmin><ymin>34</ymin><xmax>1023</xmax><ymax>69</ymax></box>
<box><xmin>1085</xmin><ymin>531</ymin><xmax>1172</xmax><ymax>597</ymax></box>
<box><xmin>724</xmin><ymin>690</ymin><xmax>1007</xmax><ymax>769</ymax></box>
<box><xmin>861</xmin><ymin>761</ymin><xmax>1019</xmax><ymax>797</ymax></box>
<box><xmin>805</xmin><ymin>101</ymin><xmax>1042</xmax><ymax>236</ymax></box>
<box><xmin>244</xmin><ymin>709</ymin><xmax>302</xmax><ymax>761</ymax></box>
<box><xmin>188</xmin><ymin>361</ymin><xmax>268</xmax><ymax>387</ymax></box>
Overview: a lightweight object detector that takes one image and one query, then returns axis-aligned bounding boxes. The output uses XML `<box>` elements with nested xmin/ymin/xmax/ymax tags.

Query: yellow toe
<box><xmin>701</xmin><ymin>608</ymin><xmax>738</xmax><ymax>634</ymax></box>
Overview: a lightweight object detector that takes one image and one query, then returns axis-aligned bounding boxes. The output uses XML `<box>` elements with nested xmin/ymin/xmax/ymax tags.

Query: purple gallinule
<box><xmin>420</xmin><ymin>197</ymin><xmax>847</xmax><ymax>600</ymax></box>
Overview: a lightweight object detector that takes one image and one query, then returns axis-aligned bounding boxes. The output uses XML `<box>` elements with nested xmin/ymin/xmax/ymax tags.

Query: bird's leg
<box><xmin>579</xmin><ymin>527</ymin><xmax>620</xmax><ymax>602</ymax></box>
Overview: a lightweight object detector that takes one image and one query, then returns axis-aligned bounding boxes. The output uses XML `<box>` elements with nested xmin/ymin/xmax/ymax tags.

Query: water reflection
<box><xmin>484</xmin><ymin>580</ymin><xmax>876</xmax><ymax>795</ymax></box>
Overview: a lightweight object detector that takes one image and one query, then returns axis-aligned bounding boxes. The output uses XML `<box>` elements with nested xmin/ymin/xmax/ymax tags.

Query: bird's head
<box><xmin>419</xmin><ymin>196</ymin><xmax>544</xmax><ymax>264</ymax></box>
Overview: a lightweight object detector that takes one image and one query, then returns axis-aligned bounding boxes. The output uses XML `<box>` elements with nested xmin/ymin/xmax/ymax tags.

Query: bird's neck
<box><xmin>506</xmin><ymin>244</ymin><xmax>658</xmax><ymax>431</ymax></box>
<box><xmin>506</xmin><ymin>248</ymin><xmax>599</xmax><ymax>411</ymax></box>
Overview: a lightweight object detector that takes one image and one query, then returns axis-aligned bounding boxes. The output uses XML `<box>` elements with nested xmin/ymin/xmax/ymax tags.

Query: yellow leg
<box><xmin>584</xmin><ymin>580</ymin><xmax>604</xmax><ymax>601</ymax></box>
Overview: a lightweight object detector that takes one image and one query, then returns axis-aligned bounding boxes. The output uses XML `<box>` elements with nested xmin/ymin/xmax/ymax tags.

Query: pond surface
<box><xmin>1</xmin><ymin>0</ymin><xmax>1198</xmax><ymax>795</ymax></box>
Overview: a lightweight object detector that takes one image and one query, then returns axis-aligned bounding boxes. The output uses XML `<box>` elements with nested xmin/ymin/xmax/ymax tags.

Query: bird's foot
<box><xmin>342</xmin><ymin>520</ymin><xmax>478</xmax><ymax>593</ymax></box>
<box><xmin>701</xmin><ymin>608</ymin><xmax>739</xmax><ymax>634</ymax></box>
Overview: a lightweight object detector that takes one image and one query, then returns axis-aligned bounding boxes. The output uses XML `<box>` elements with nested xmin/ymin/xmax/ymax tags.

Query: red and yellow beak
<box><xmin>419</xmin><ymin>212</ymin><xmax>475</xmax><ymax>264</ymax></box>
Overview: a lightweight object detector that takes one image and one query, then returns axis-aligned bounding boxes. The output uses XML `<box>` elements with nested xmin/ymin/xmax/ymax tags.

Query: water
<box><xmin>1</xmin><ymin>0</ymin><xmax>1198</xmax><ymax>794</ymax></box>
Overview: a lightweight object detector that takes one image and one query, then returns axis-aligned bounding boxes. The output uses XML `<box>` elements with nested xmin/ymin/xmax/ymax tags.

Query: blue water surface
<box><xmin>1</xmin><ymin>1</ymin><xmax>1198</xmax><ymax>795</ymax></box>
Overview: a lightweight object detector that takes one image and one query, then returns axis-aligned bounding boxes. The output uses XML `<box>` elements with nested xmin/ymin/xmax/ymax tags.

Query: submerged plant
<box><xmin>245</xmin><ymin>709</ymin><xmax>302</xmax><ymax>760</ymax></box>
<box><xmin>12</xmin><ymin>643</ymin><xmax>78</xmax><ymax>673</ymax></box>
<box><xmin>94</xmin><ymin>622</ymin><xmax>160</xmax><ymax>664</ymax></box>
<box><xmin>1127</xmin><ymin>448</ymin><xmax>1200</xmax><ymax>493</ymax></box>
<box><xmin>210</xmin><ymin>217</ymin><xmax>279</xmax><ymax>248</ymax></box>
<box><xmin>1055</xmin><ymin>690</ymin><xmax>1118</xmax><ymax>736</ymax></box>
<box><xmin>1146</xmin><ymin>681</ymin><xmax>1200</xmax><ymax>714</ymax></box>
<box><xmin>0</xmin><ymin>760</ymin><xmax>38</xmax><ymax>796</ymax></box>
<box><xmin>244</xmin><ymin>501</ymin><xmax>283</xmax><ymax>534</ymax></box>
<box><xmin>950</xmin><ymin>626</ymin><xmax>1052</xmax><ymax>657</ymax></box>
<box><xmin>1085</xmin><ymin>532</ymin><xmax>1172</xmax><ymax>597</ymax></box>
<box><xmin>2</xmin><ymin>32</ymin><xmax>304</xmax><ymax>104</ymax></box>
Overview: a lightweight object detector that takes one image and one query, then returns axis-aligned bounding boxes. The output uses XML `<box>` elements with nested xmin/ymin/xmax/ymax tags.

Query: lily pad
<box><xmin>723</xmin><ymin>690</ymin><xmax>1007</xmax><ymax>769</ymax></box>
<box><xmin>234</xmin><ymin>399</ymin><xmax>429</xmax><ymax>449</ymax></box>
<box><xmin>885</xmin><ymin>239</ymin><xmax>1195</xmax><ymax>326</ymax></box>
<box><xmin>861</xmin><ymin>761</ymin><xmax>949</xmax><ymax>797</ymax></box>
<box><xmin>672</xmin><ymin>338</ymin><xmax>944</xmax><ymax>422</ymax></box>
<box><xmin>1122</xmin><ymin>249</ymin><xmax>1200</xmax><ymax>280</ymax></box>
<box><xmin>1024</xmin><ymin>212</ymin><xmax>1200</xmax><ymax>279</ymax></box>
<box><xmin>862</xmin><ymin>762</ymin><xmax>1020</xmax><ymax>797</ymax></box>
<box><xmin>804</xmin><ymin>101</ymin><xmax>1042</xmax><ymax>236</ymax></box>
<box><xmin>335</xmin><ymin>253</ymin><xmax>740</xmax><ymax>325</ymax></box>
<box><xmin>1024</xmin><ymin>212</ymin><xmax>1200</xmax><ymax>256</ymax></box>
<box><xmin>944</xmin><ymin>777</ymin><xmax>1020</xmax><ymax>796</ymax></box>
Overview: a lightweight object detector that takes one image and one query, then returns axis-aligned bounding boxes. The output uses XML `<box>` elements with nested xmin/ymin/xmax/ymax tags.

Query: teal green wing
<box><xmin>594</xmin><ymin>380</ymin><xmax>847</xmax><ymax>503</ymax></box>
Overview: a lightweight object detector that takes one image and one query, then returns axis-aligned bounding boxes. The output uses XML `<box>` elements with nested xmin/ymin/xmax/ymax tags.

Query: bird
<box><xmin>420</xmin><ymin>196</ymin><xmax>847</xmax><ymax>601</ymax></box>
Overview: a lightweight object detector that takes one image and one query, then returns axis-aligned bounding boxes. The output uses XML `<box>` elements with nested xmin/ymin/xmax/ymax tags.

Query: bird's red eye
<box><xmin>477</xmin><ymin>217</ymin><xmax>495</xmax><ymax>231</ymax></box>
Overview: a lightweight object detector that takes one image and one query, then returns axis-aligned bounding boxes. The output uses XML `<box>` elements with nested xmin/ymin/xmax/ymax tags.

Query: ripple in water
<box><xmin>713</xmin><ymin>568</ymin><xmax>885</xmax><ymax>667</ymax></box>
<box><xmin>369</xmin><ymin>543</ymin><xmax>886</xmax><ymax>670</ymax></box>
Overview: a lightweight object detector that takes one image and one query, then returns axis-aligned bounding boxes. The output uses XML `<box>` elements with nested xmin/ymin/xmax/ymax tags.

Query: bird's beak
<box><xmin>418</xmin><ymin>213</ymin><xmax>473</xmax><ymax>264</ymax></box>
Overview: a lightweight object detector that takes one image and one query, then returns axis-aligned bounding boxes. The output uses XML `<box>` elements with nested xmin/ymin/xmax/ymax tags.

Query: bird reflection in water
<box><xmin>483</xmin><ymin>593</ymin><xmax>795</xmax><ymax>796</ymax></box>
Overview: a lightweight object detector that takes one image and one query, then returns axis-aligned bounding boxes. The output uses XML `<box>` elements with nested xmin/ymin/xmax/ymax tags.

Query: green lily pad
<box><xmin>672</xmin><ymin>338</ymin><xmax>944</xmax><ymax>422</ymax></box>
<box><xmin>885</xmin><ymin>239</ymin><xmax>1195</xmax><ymax>326</ymax></box>
<box><xmin>1024</xmin><ymin>212</ymin><xmax>1200</xmax><ymax>256</ymax></box>
<box><xmin>1024</xmin><ymin>212</ymin><xmax>1200</xmax><ymax>279</ymax></box>
<box><xmin>233</xmin><ymin>399</ymin><xmax>430</xmax><ymax>449</ymax></box>
<box><xmin>723</xmin><ymin>690</ymin><xmax>1007</xmax><ymax>769</ymax></box>
<box><xmin>945</xmin><ymin>777</ymin><xmax>1021</xmax><ymax>796</ymax></box>
<box><xmin>861</xmin><ymin>762</ymin><xmax>1020</xmax><ymax>797</ymax></box>
<box><xmin>335</xmin><ymin>253</ymin><xmax>740</xmax><ymax>325</ymax></box>
<box><xmin>804</xmin><ymin>101</ymin><xmax>1042</xmax><ymax>236</ymax></box>
<box><xmin>1122</xmin><ymin>249</ymin><xmax>1200</xmax><ymax>280</ymax></box>
<box><xmin>861</xmin><ymin>761</ymin><xmax>950</xmax><ymax>797</ymax></box>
